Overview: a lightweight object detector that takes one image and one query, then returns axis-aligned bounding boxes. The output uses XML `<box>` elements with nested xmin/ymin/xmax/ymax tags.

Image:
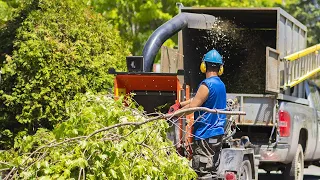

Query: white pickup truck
<box><xmin>224</xmin><ymin>79</ymin><xmax>320</xmax><ymax>180</ymax></box>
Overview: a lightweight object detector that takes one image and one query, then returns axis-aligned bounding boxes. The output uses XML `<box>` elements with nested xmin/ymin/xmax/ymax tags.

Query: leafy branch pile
<box><xmin>0</xmin><ymin>93</ymin><xmax>197</xmax><ymax>179</ymax></box>
<box><xmin>0</xmin><ymin>0</ymin><xmax>197</xmax><ymax>178</ymax></box>
<box><xmin>0</xmin><ymin>0</ymin><xmax>130</xmax><ymax>148</ymax></box>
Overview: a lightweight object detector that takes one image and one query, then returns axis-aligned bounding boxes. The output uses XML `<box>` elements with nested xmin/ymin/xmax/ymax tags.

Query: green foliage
<box><xmin>0</xmin><ymin>93</ymin><xmax>197</xmax><ymax>179</ymax></box>
<box><xmin>0</xmin><ymin>1</ymin><xmax>11</xmax><ymax>24</ymax></box>
<box><xmin>0</xmin><ymin>0</ymin><xmax>30</xmax><ymax>26</ymax></box>
<box><xmin>195</xmin><ymin>0</ymin><xmax>281</xmax><ymax>7</ymax></box>
<box><xmin>284</xmin><ymin>0</ymin><xmax>320</xmax><ymax>46</ymax></box>
<box><xmin>0</xmin><ymin>0</ymin><xmax>130</xmax><ymax>148</ymax></box>
<box><xmin>88</xmin><ymin>0</ymin><xmax>173</xmax><ymax>55</ymax></box>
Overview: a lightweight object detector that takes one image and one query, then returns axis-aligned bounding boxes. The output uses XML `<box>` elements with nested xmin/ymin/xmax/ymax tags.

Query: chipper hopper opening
<box><xmin>114</xmin><ymin>73</ymin><xmax>179</xmax><ymax>114</ymax></box>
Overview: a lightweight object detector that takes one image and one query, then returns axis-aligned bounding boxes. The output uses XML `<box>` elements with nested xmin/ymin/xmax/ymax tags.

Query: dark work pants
<box><xmin>190</xmin><ymin>135</ymin><xmax>223</xmax><ymax>180</ymax></box>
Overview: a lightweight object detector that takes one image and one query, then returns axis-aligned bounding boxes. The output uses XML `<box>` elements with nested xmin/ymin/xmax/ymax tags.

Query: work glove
<box><xmin>168</xmin><ymin>102</ymin><xmax>181</xmax><ymax>114</ymax></box>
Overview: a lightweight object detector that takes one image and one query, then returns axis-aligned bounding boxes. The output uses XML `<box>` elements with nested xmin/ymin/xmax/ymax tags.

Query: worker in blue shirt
<box><xmin>169</xmin><ymin>49</ymin><xmax>227</xmax><ymax>179</ymax></box>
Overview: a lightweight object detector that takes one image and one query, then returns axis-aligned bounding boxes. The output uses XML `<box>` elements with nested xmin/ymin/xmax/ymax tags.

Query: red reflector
<box><xmin>225</xmin><ymin>172</ymin><xmax>236</xmax><ymax>180</ymax></box>
<box><xmin>279</xmin><ymin>110</ymin><xmax>290</xmax><ymax>137</ymax></box>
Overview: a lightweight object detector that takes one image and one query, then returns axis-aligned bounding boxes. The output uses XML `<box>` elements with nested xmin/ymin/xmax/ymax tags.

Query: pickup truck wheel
<box><xmin>284</xmin><ymin>144</ymin><xmax>304</xmax><ymax>180</ymax></box>
<box><xmin>239</xmin><ymin>157</ymin><xmax>252</xmax><ymax>180</ymax></box>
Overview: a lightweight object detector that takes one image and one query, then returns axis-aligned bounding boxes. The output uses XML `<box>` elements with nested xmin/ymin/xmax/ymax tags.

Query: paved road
<box><xmin>258</xmin><ymin>165</ymin><xmax>320</xmax><ymax>180</ymax></box>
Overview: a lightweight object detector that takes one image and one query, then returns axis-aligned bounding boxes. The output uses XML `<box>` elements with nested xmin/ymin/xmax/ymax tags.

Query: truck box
<box><xmin>178</xmin><ymin>7</ymin><xmax>307</xmax><ymax>95</ymax></box>
<box><xmin>173</xmin><ymin>7</ymin><xmax>308</xmax><ymax>129</ymax></box>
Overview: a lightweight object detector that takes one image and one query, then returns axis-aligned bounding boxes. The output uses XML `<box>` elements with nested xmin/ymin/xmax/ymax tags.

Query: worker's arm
<box><xmin>179</xmin><ymin>84</ymin><xmax>209</xmax><ymax>114</ymax></box>
<box><xmin>180</xmin><ymin>98</ymin><xmax>193</xmax><ymax>107</ymax></box>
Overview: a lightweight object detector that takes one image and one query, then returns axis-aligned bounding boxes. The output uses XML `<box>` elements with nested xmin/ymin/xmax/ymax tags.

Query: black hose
<box><xmin>142</xmin><ymin>12</ymin><xmax>216</xmax><ymax>72</ymax></box>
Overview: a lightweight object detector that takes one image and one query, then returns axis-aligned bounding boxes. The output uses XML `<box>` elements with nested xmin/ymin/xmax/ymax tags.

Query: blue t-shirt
<box><xmin>193</xmin><ymin>76</ymin><xmax>227</xmax><ymax>140</ymax></box>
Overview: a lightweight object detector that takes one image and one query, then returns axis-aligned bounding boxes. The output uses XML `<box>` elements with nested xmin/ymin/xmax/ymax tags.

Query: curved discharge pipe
<box><xmin>142</xmin><ymin>12</ymin><xmax>216</xmax><ymax>72</ymax></box>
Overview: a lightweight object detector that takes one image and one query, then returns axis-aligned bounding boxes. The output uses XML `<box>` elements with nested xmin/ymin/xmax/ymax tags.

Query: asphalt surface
<box><xmin>258</xmin><ymin>165</ymin><xmax>320</xmax><ymax>180</ymax></box>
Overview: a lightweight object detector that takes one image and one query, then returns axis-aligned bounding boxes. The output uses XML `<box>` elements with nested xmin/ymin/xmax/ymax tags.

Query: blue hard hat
<box><xmin>203</xmin><ymin>49</ymin><xmax>223</xmax><ymax>65</ymax></box>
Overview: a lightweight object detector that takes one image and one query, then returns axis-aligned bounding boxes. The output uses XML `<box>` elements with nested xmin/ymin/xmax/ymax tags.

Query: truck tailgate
<box><xmin>227</xmin><ymin>93</ymin><xmax>276</xmax><ymax>126</ymax></box>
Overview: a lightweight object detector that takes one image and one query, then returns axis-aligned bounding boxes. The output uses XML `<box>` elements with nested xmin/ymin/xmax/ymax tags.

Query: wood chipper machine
<box><xmin>109</xmin><ymin>57</ymin><xmax>255</xmax><ymax>180</ymax></box>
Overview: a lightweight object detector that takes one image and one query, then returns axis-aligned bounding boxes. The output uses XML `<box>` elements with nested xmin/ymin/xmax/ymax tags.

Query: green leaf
<box><xmin>110</xmin><ymin>169</ymin><xmax>117</xmax><ymax>178</ymax></box>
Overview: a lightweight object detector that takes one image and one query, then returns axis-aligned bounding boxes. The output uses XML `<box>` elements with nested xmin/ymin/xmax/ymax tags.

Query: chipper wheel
<box><xmin>239</xmin><ymin>157</ymin><xmax>252</xmax><ymax>180</ymax></box>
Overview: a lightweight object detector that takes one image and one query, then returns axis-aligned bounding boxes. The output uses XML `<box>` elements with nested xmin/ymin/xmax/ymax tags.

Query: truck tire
<box><xmin>239</xmin><ymin>157</ymin><xmax>252</xmax><ymax>180</ymax></box>
<box><xmin>284</xmin><ymin>144</ymin><xmax>304</xmax><ymax>180</ymax></box>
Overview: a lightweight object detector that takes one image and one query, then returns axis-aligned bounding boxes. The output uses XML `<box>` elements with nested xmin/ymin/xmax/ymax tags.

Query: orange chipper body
<box><xmin>114</xmin><ymin>73</ymin><xmax>194</xmax><ymax>158</ymax></box>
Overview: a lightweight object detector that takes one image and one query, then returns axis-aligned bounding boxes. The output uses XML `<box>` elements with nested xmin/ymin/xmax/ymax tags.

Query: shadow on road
<box><xmin>259</xmin><ymin>174</ymin><xmax>320</xmax><ymax>180</ymax></box>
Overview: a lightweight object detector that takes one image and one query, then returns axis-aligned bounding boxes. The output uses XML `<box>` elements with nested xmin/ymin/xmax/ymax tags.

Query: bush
<box><xmin>0</xmin><ymin>93</ymin><xmax>197</xmax><ymax>179</ymax></box>
<box><xmin>0</xmin><ymin>0</ymin><xmax>130</xmax><ymax>148</ymax></box>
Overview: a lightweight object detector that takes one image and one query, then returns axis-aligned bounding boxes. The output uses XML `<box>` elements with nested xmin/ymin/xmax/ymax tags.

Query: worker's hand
<box><xmin>168</xmin><ymin>102</ymin><xmax>181</xmax><ymax>114</ymax></box>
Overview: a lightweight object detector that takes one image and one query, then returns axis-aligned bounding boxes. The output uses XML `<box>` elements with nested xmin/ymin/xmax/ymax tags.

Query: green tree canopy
<box><xmin>0</xmin><ymin>0</ymin><xmax>28</xmax><ymax>26</ymax></box>
<box><xmin>0</xmin><ymin>0</ymin><xmax>130</xmax><ymax>148</ymax></box>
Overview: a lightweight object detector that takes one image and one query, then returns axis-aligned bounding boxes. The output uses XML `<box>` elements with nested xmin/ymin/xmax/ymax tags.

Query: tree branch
<box><xmin>3</xmin><ymin>167</ymin><xmax>16</xmax><ymax>180</ymax></box>
<box><xmin>0</xmin><ymin>161</ymin><xmax>14</xmax><ymax>167</ymax></box>
<box><xmin>86</xmin><ymin>107</ymin><xmax>245</xmax><ymax>140</ymax></box>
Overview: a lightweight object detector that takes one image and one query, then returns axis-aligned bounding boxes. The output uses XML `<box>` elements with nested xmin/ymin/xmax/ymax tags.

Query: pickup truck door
<box><xmin>307</xmin><ymin>81</ymin><xmax>320</xmax><ymax>159</ymax></box>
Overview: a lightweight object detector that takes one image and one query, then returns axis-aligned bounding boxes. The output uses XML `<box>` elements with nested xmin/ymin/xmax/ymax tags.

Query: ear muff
<box><xmin>218</xmin><ymin>65</ymin><xmax>224</xmax><ymax>76</ymax></box>
<box><xmin>200</xmin><ymin>62</ymin><xmax>224</xmax><ymax>76</ymax></box>
<box><xmin>200</xmin><ymin>61</ymin><xmax>206</xmax><ymax>73</ymax></box>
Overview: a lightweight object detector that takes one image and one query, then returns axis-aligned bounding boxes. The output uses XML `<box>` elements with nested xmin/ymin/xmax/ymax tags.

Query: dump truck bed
<box><xmin>178</xmin><ymin>7</ymin><xmax>307</xmax><ymax>95</ymax></box>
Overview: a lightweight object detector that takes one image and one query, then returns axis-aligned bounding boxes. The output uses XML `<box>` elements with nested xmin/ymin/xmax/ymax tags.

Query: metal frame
<box><xmin>277</xmin><ymin>93</ymin><xmax>309</xmax><ymax>106</ymax></box>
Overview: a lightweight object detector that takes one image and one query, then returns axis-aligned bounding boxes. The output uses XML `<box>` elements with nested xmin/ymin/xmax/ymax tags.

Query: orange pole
<box><xmin>176</xmin><ymin>78</ymin><xmax>183</xmax><ymax>155</ymax></box>
<box><xmin>185</xmin><ymin>85</ymin><xmax>194</xmax><ymax>159</ymax></box>
<box><xmin>114</xmin><ymin>76</ymin><xmax>118</xmax><ymax>100</ymax></box>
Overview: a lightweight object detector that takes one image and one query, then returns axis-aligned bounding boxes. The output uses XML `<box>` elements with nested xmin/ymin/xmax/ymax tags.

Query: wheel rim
<box><xmin>296</xmin><ymin>153</ymin><xmax>303</xmax><ymax>180</ymax></box>
<box><xmin>240</xmin><ymin>164</ymin><xmax>249</xmax><ymax>180</ymax></box>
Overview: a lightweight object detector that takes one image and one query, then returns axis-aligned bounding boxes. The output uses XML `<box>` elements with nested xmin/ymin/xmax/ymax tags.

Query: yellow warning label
<box><xmin>116</xmin><ymin>88</ymin><xmax>126</xmax><ymax>96</ymax></box>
